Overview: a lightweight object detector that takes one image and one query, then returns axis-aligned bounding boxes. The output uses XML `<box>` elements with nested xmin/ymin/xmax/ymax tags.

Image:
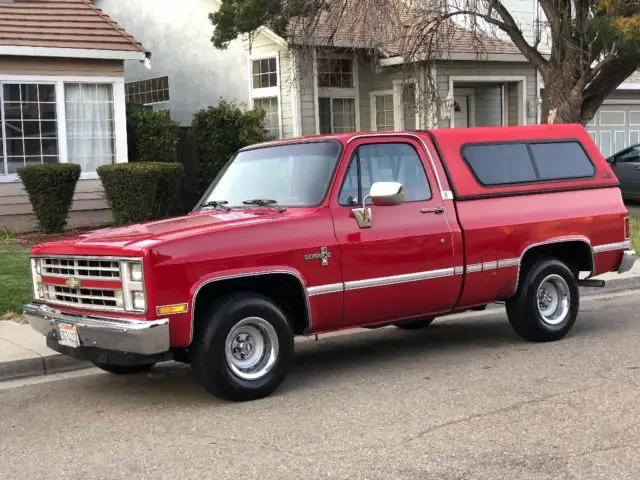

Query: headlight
<box><xmin>132</xmin><ymin>291</ymin><xmax>146</xmax><ymax>311</ymax></box>
<box><xmin>129</xmin><ymin>262</ymin><xmax>143</xmax><ymax>282</ymax></box>
<box><xmin>35</xmin><ymin>260</ymin><xmax>41</xmax><ymax>275</ymax></box>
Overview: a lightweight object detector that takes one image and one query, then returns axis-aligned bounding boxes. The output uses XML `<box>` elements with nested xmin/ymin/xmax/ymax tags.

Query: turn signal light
<box><xmin>156</xmin><ymin>304</ymin><xmax>189</xmax><ymax>316</ymax></box>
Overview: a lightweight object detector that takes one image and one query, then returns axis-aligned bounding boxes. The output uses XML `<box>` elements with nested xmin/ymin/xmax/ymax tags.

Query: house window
<box><xmin>65</xmin><ymin>83</ymin><xmax>115</xmax><ymax>172</ymax></box>
<box><xmin>1</xmin><ymin>83</ymin><xmax>59</xmax><ymax>175</ymax></box>
<box><xmin>252</xmin><ymin>57</ymin><xmax>278</xmax><ymax>89</ymax></box>
<box><xmin>125</xmin><ymin>76</ymin><xmax>169</xmax><ymax>105</ymax></box>
<box><xmin>253</xmin><ymin>97</ymin><xmax>280</xmax><ymax>138</ymax></box>
<box><xmin>1</xmin><ymin>79</ymin><xmax>123</xmax><ymax>179</ymax></box>
<box><xmin>250</xmin><ymin>54</ymin><xmax>281</xmax><ymax>139</ymax></box>
<box><xmin>318</xmin><ymin>58</ymin><xmax>353</xmax><ymax>88</ymax></box>
<box><xmin>375</xmin><ymin>94</ymin><xmax>394</xmax><ymax>131</ymax></box>
<box><xmin>319</xmin><ymin>98</ymin><xmax>356</xmax><ymax>134</ymax></box>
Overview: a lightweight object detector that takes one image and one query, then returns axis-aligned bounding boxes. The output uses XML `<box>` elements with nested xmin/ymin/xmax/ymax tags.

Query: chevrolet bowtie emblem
<box><xmin>304</xmin><ymin>247</ymin><xmax>332</xmax><ymax>266</ymax></box>
<box><xmin>65</xmin><ymin>277</ymin><xmax>81</xmax><ymax>289</ymax></box>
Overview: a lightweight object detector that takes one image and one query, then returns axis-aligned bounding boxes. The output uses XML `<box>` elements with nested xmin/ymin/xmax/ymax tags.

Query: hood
<box><xmin>31</xmin><ymin>209</ymin><xmax>311</xmax><ymax>256</ymax></box>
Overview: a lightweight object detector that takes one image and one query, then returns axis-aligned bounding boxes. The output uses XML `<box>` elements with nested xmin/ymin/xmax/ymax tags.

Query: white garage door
<box><xmin>587</xmin><ymin>105</ymin><xmax>640</xmax><ymax>158</ymax></box>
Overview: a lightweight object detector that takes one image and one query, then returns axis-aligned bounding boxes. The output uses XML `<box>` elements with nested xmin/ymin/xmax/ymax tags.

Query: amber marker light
<box><xmin>156</xmin><ymin>304</ymin><xmax>189</xmax><ymax>316</ymax></box>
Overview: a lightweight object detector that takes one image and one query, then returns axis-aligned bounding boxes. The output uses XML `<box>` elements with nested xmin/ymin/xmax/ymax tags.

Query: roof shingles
<box><xmin>0</xmin><ymin>0</ymin><xmax>147</xmax><ymax>54</ymax></box>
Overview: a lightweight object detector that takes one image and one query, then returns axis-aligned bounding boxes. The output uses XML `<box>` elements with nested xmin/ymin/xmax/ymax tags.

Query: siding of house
<box><xmin>0</xmin><ymin>180</ymin><xmax>111</xmax><ymax>233</ymax></box>
<box><xmin>0</xmin><ymin>57</ymin><xmax>124</xmax><ymax>76</ymax></box>
<box><xmin>249</xmin><ymin>32</ymin><xmax>296</xmax><ymax>138</ymax></box>
<box><xmin>95</xmin><ymin>0</ymin><xmax>250</xmax><ymax>126</ymax></box>
<box><xmin>296</xmin><ymin>49</ymin><xmax>316</xmax><ymax>136</ymax></box>
<box><xmin>436</xmin><ymin>61</ymin><xmax>537</xmax><ymax>127</ymax></box>
<box><xmin>0</xmin><ymin>57</ymin><xmax>122</xmax><ymax>233</ymax></box>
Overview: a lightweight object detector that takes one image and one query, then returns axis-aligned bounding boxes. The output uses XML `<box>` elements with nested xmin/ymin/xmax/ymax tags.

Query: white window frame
<box><xmin>248</xmin><ymin>52</ymin><xmax>283</xmax><ymax>139</ymax></box>
<box><xmin>318</xmin><ymin>96</ymin><xmax>359</xmax><ymax>134</ymax></box>
<box><xmin>369</xmin><ymin>89</ymin><xmax>394</xmax><ymax>131</ymax></box>
<box><xmin>315</xmin><ymin>50</ymin><xmax>360</xmax><ymax>133</ymax></box>
<box><xmin>0</xmin><ymin>74</ymin><xmax>127</xmax><ymax>183</ymax></box>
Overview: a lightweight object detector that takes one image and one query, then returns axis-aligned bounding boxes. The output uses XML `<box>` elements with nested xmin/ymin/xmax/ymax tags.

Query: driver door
<box><xmin>330</xmin><ymin>137</ymin><xmax>460</xmax><ymax>327</ymax></box>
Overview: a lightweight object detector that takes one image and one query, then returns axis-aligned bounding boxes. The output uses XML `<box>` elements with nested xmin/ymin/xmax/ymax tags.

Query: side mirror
<box><xmin>368</xmin><ymin>181</ymin><xmax>405</xmax><ymax>206</ymax></box>
<box><xmin>352</xmin><ymin>181</ymin><xmax>405</xmax><ymax>229</ymax></box>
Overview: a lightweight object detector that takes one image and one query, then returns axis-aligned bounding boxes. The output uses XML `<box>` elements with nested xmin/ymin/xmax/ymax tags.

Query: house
<box><xmin>0</xmin><ymin>0</ymin><xmax>148</xmax><ymax>233</ymax></box>
<box><xmin>501</xmin><ymin>0</ymin><xmax>640</xmax><ymax>158</ymax></box>
<box><xmin>93</xmin><ymin>0</ymin><xmax>250</xmax><ymax>126</ymax></box>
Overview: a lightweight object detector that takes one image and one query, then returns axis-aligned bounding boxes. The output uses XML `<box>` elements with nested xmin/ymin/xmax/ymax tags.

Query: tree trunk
<box><xmin>539</xmin><ymin>64</ymin><xmax>586</xmax><ymax>124</ymax></box>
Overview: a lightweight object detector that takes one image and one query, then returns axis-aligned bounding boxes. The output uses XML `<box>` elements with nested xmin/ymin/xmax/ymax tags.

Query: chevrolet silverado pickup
<box><xmin>24</xmin><ymin>123</ymin><xmax>636</xmax><ymax>401</ymax></box>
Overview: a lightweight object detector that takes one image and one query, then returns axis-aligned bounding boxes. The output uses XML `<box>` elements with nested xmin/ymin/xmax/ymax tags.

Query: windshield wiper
<box><xmin>242</xmin><ymin>199</ymin><xmax>286</xmax><ymax>212</ymax></box>
<box><xmin>200</xmin><ymin>200</ymin><xmax>231</xmax><ymax>211</ymax></box>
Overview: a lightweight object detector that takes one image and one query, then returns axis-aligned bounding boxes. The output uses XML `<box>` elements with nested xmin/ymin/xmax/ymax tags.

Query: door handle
<box><xmin>633</xmin><ymin>166</ymin><xmax>640</xmax><ymax>170</ymax></box>
<box><xmin>420</xmin><ymin>207</ymin><xmax>445</xmax><ymax>215</ymax></box>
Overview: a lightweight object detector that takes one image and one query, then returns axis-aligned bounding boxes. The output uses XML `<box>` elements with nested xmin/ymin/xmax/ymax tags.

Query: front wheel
<box><xmin>191</xmin><ymin>292</ymin><xmax>294</xmax><ymax>402</ymax></box>
<box><xmin>506</xmin><ymin>257</ymin><xmax>579</xmax><ymax>342</ymax></box>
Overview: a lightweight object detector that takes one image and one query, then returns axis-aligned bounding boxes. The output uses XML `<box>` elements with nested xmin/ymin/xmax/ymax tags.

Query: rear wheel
<box><xmin>394</xmin><ymin>317</ymin><xmax>436</xmax><ymax>330</ymax></box>
<box><xmin>93</xmin><ymin>362</ymin><xmax>155</xmax><ymax>375</ymax></box>
<box><xmin>191</xmin><ymin>292</ymin><xmax>294</xmax><ymax>402</ymax></box>
<box><xmin>506</xmin><ymin>257</ymin><xmax>579</xmax><ymax>342</ymax></box>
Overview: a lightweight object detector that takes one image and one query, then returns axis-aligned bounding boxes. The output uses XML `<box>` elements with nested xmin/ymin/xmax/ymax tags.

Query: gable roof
<box><xmin>287</xmin><ymin>0</ymin><xmax>522</xmax><ymax>59</ymax></box>
<box><xmin>0</xmin><ymin>0</ymin><xmax>148</xmax><ymax>60</ymax></box>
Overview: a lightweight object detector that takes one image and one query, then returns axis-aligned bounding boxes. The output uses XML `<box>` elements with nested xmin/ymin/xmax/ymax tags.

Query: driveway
<box><xmin>1</xmin><ymin>291</ymin><xmax>638</xmax><ymax>480</ymax></box>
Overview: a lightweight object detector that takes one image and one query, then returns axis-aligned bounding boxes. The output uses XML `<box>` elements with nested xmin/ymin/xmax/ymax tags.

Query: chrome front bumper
<box><xmin>618</xmin><ymin>249</ymin><xmax>637</xmax><ymax>274</ymax></box>
<box><xmin>24</xmin><ymin>303</ymin><xmax>170</xmax><ymax>356</ymax></box>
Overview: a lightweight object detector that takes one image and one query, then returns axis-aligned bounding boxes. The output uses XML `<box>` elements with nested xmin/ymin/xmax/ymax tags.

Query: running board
<box><xmin>577</xmin><ymin>279</ymin><xmax>606</xmax><ymax>288</ymax></box>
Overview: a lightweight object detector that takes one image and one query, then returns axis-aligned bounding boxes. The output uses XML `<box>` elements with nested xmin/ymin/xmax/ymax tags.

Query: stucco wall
<box><xmin>95</xmin><ymin>0</ymin><xmax>250</xmax><ymax>126</ymax></box>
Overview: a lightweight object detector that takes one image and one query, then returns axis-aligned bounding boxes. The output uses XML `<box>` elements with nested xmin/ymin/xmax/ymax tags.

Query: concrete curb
<box><xmin>0</xmin><ymin>352</ymin><xmax>92</xmax><ymax>382</ymax></box>
<box><xmin>0</xmin><ymin>275</ymin><xmax>637</xmax><ymax>383</ymax></box>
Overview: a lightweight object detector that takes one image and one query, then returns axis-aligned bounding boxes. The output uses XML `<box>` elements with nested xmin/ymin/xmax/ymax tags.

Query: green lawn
<box><xmin>0</xmin><ymin>244</ymin><xmax>32</xmax><ymax>318</ymax></box>
<box><xmin>632</xmin><ymin>217</ymin><xmax>640</xmax><ymax>254</ymax></box>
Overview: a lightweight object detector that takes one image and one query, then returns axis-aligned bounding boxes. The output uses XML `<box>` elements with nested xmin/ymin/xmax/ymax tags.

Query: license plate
<box><xmin>58</xmin><ymin>323</ymin><xmax>80</xmax><ymax>349</ymax></box>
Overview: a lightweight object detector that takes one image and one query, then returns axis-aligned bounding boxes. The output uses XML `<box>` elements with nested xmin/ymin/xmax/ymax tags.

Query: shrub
<box><xmin>192</xmin><ymin>99</ymin><xmax>269</xmax><ymax>196</ymax></box>
<box><xmin>97</xmin><ymin>162</ymin><xmax>184</xmax><ymax>225</ymax></box>
<box><xmin>131</xmin><ymin>109</ymin><xmax>180</xmax><ymax>163</ymax></box>
<box><xmin>17</xmin><ymin>164</ymin><xmax>81</xmax><ymax>233</ymax></box>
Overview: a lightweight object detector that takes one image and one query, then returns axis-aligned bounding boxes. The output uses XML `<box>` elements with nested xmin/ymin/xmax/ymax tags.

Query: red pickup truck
<box><xmin>24</xmin><ymin>124</ymin><xmax>635</xmax><ymax>401</ymax></box>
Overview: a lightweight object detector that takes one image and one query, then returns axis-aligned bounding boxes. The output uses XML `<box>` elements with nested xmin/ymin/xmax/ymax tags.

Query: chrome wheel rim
<box><xmin>225</xmin><ymin>317</ymin><xmax>279</xmax><ymax>381</ymax></box>
<box><xmin>536</xmin><ymin>274</ymin><xmax>570</xmax><ymax>326</ymax></box>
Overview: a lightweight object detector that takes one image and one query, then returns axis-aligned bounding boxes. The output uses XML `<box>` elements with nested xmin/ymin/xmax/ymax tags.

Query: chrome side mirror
<box><xmin>352</xmin><ymin>181</ymin><xmax>405</xmax><ymax>229</ymax></box>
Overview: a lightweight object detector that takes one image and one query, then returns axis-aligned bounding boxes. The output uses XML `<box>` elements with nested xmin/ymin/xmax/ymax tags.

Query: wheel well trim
<box><xmin>512</xmin><ymin>236</ymin><xmax>595</xmax><ymax>294</ymax></box>
<box><xmin>189</xmin><ymin>269</ymin><xmax>312</xmax><ymax>345</ymax></box>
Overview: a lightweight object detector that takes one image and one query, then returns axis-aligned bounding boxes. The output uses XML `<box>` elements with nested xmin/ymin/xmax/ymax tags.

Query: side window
<box><xmin>338</xmin><ymin>143</ymin><xmax>431</xmax><ymax>206</ymax></box>
<box><xmin>529</xmin><ymin>142</ymin><xmax>595</xmax><ymax>180</ymax></box>
<box><xmin>462</xmin><ymin>143</ymin><xmax>537</xmax><ymax>185</ymax></box>
<box><xmin>617</xmin><ymin>147</ymin><xmax>640</xmax><ymax>163</ymax></box>
<box><xmin>462</xmin><ymin>140</ymin><xmax>596</xmax><ymax>186</ymax></box>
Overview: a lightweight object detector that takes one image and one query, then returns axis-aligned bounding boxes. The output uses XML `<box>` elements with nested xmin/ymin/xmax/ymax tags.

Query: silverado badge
<box><xmin>304</xmin><ymin>247</ymin><xmax>331</xmax><ymax>266</ymax></box>
<box><xmin>65</xmin><ymin>277</ymin><xmax>81</xmax><ymax>289</ymax></box>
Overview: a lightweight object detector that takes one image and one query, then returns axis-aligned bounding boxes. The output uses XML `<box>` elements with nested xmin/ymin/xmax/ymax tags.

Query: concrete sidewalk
<box><xmin>1</xmin><ymin>262</ymin><xmax>638</xmax><ymax>382</ymax></box>
<box><xmin>0</xmin><ymin>321</ymin><xmax>91</xmax><ymax>380</ymax></box>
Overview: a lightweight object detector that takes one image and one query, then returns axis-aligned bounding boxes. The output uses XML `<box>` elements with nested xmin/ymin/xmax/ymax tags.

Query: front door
<box><xmin>330</xmin><ymin>137</ymin><xmax>460</xmax><ymax>327</ymax></box>
<box><xmin>454</xmin><ymin>95</ymin><xmax>469</xmax><ymax>128</ymax></box>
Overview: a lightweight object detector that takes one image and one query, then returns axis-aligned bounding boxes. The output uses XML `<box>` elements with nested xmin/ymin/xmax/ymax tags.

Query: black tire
<box><xmin>394</xmin><ymin>317</ymin><xmax>436</xmax><ymax>330</ymax></box>
<box><xmin>93</xmin><ymin>362</ymin><xmax>155</xmax><ymax>375</ymax></box>
<box><xmin>191</xmin><ymin>292</ymin><xmax>294</xmax><ymax>402</ymax></box>
<box><xmin>506</xmin><ymin>257</ymin><xmax>579</xmax><ymax>342</ymax></box>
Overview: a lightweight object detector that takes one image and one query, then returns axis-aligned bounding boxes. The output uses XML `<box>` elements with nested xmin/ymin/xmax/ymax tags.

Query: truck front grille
<box><xmin>44</xmin><ymin>285</ymin><xmax>123</xmax><ymax>309</ymax></box>
<box><xmin>41</xmin><ymin>258</ymin><xmax>121</xmax><ymax>280</ymax></box>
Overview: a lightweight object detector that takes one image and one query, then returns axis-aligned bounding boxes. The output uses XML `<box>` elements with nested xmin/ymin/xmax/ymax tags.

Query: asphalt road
<box><xmin>1</xmin><ymin>291</ymin><xmax>639</xmax><ymax>480</ymax></box>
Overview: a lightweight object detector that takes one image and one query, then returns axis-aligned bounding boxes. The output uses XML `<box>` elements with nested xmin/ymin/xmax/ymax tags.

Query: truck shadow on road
<box><xmin>83</xmin><ymin>309</ymin><xmax>613</xmax><ymax>404</ymax></box>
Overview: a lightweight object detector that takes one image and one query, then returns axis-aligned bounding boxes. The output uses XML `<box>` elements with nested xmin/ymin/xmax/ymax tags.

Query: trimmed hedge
<box><xmin>97</xmin><ymin>162</ymin><xmax>184</xmax><ymax>225</ymax></box>
<box><xmin>17</xmin><ymin>164</ymin><xmax>81</xmax><ymax>233</ymax></box>
<box><xmin>130</xmin><ymin>109</ymin><xmax>180</xmax><ymax>163</ymax></box>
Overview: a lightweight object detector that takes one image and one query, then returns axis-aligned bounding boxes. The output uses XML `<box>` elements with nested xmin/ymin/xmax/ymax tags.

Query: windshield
<box><xmin>199</xmin><ymin>141</ymin><xmax>341</xmax><ymax>208</ymax></box>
